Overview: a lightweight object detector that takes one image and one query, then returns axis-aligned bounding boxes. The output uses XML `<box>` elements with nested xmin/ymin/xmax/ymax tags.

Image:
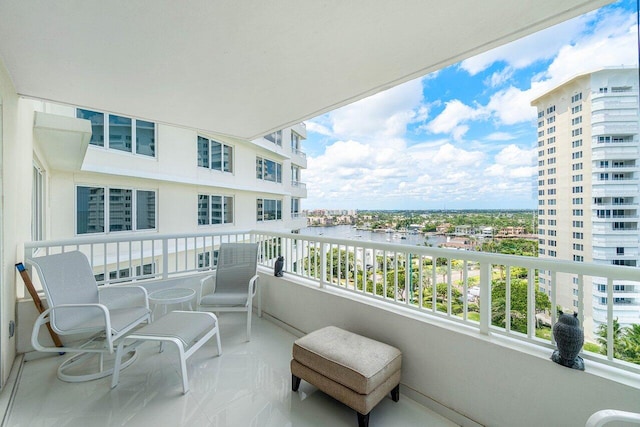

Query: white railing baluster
<box><xmin>479</xmin><ymin>261</ymin><xmax>492</xmax><ymax>335</ymax></box>
<box><xmin>505</xmin><ymin>266</ymin><xmax>511</xmax><ymax>333</ymax></box>
<box><xmin>550</xmin><ymin>270</ymin><xmax>557</xmax><ymax>345</ymax></box>
<box><xmin>528</xmin><ymin>268</ymin><xmax>535</xmax><ymax>339</ymax></box>
<box><xmin>607</xmin><ymin>277</ymin><xmax>614</xmax><ymax>361</ymax></box>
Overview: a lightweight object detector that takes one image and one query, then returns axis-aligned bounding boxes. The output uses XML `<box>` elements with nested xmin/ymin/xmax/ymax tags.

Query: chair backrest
<box><xmin>30</xmin><ymin>251</ymin><xmax>99</xmax><ymax>332</ymax></box>
<box><xmin>214</xmin><ymin>243</ymin><xmax>259</xmax><ymax>292</ymax></box>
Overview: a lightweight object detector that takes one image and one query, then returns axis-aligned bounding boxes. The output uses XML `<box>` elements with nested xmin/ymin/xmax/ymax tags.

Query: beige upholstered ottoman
<box><xmin>291</xmin><ymin>326</ymin><xmax>402</xmax><ymax>427</ymax></box>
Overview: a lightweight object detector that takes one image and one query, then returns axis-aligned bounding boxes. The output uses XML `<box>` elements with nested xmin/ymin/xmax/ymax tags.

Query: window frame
<box><xmin>75</xmin><ymin>184</ymin><xmax>157</xmax><ymax>235</ymax></box>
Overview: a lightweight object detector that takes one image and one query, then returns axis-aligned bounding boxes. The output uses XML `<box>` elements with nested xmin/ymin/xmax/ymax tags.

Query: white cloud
<box><xmin>485</xmin><ymin>66</ymin><xmax>514</xmax><ymax>88</ymax></box>
<box><xmin>460</xmin><ymin>11</ymin><xmax>592</xmax><ymax>75</ymax></box>
<box><xmin>329</xmin><ymin>78</ymin><xmax>424</xmax><ymax>139</ymax></box>
<box><xmin>486</xmin><ymin>132</ymin><xmax>515</xmax><ymax>141</ymax></box>
<box><xmin>305</xmin><ymin>121</ymin><xmax>333</xmax><ymax>137</ymax></box>
<box><xmin>425</xmin><ymin>100</ymin><xmax>487</xmax><ymax>134</ymax></box>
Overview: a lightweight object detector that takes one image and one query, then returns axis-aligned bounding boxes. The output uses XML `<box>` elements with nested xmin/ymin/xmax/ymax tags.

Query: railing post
<box><xmin>527</xmin><ymin>268</ymin><xmax>535</xmax><ymax>339</ymax></box>
<box><xmin>162</xmin><ymin>238</ymin><xmax>169</xmax><ymax>279</ymax></box>
<box><xmin>320</xmin><ymin>242</ymin><xmax>327</xmax><ymax>288</ymax></box>
<box><xmin>479</xmin><ymin>261</ymin><xmax>492</xmax><ymax>335</ymax></box>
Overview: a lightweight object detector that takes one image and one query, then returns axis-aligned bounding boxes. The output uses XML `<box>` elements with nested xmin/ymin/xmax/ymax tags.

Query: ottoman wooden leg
<box><xmin>292</xmin><ymin>374</ymin><xmax>301</xmax><ymax>392</ymax></box>
<box><xmin>391</xmin><ymin>384</ymin><xmax>400</xmax><ymax>402</ymax></box>
<box><xmin>357</xmin><ymin>411</ymin><xmax>370</xmax><ymax>427</ymax></box>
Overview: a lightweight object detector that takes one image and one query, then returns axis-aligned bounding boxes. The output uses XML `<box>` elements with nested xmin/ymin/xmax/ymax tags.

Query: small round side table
<box><xmin>148</xmin><ymin>288</ymin><xmax>196</xmax><ymax>320</ymax></box>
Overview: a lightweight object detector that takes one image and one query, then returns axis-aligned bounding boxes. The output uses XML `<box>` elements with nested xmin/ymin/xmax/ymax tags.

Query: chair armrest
<box><xmin>198</xmin><ymin>274</ymin><xmax>216</xmax><ymax>304</ymax></box>
<box><xmin>99</xmin><ymin>285</ymin><xmax>149</xmax><ymax>310</ymax></box>
<box><xmin>247</xmin><ymin>275</ymin><xmax>259</xmax><ymax>299</ymax></box>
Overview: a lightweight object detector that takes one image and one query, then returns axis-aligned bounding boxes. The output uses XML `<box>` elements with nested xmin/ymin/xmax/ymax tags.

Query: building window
<box><xmin>572</xmin><ymin>186</ymin><xmax>583</xmax><ymax>193</ymax></box>
<box><xmin>571</xmin><ymin>104</ymin><xmax>582</xmax><ymax>113</ymax></box>
<box><xmin>77</xmin><ymin>109</ymin><xmax>155</xmax><ymax>157</ymax></box>
<box><xmin>538</xmin><ymin>111</ymin><xmax>544</xmax><ymax>118</ymax></box>
<box><xmin>572</xmin><ymin>197</ymin><xmax>583</xmax><ymax>204</ymax></box>
<box><xmin>572</xmin><ymin>162</ymin><xmax>583</xmax><ymax>170</ymax></box>
<box><xmin>547</xmin><ymin>147</ymin><xmax>556</xmax><ymax>155</ymax></box>
<box><xmin>257</xmin><ymin>198</ymin><xmax>282</xmax><ymax>221</ymax></box>
<box><xmin>572</xmin><ymin>174</ymin><xmax>583</xmax><ymax>182</ymax></box>
<box><xmin>571</xmin><ymin>93</ymin><xmax>582</xmax><ymax>103</ymax></box>
<box><xmin>76</xmin><ymin>186</ymin><xmax>156</xmax><ymax>234</ymax></box>
<box><xmin>612</xmin><ymin>260</ymin><xmax>636</xmax><ymax>266</ymax></box>
<box><xmin>571</xmin><ymin>128</ymin><xmax>582</xmax><ymax>137</ymax></box>
<box><xmin>547</xmin><ymin>137</ymin><xmax>556</xmax><ymax>144</ymax></box>
<box><xmin>572</xmin><ymin>220</ymin><xmax>583</xmax><ymax>228</ymax></box>
<box><xmin>546</xmin><ymin>105</ymin><xmax>556</xmax><ymax>114</ymax></box>
<box><xmin>291</xmin><ymin>197</ymin><xmax>301</xmax><ymax>217</ymax></box>
<box><xmin>264</xmin><ymin>130</ymin><xmax>282</xmax><ymax>146</ymax></box>
<box><xmin>547</xmin><ymin>178</ymin><xmax>556</xmax><ymax>185</ymax></box>
<box><xmin>32</xmin><ymin>164</ymin><xmax>45</xmax><ymax>241</ymax></box>
<box><xmin>547</xmin><ymin>126</ymin><xmax>555</xmax><ymax>134</ymax></box>
<box><xmin>617</xmin><ymin>247</ymin><xmax>625</xmax><ymax>255</ymax></box>
<box><xmin>573</xmin><ymin>232</ymin><xmax>583</xmax><ymax>239</ymax></box>
<box><xmin>572</xmin><ymin>139</ymin><xmax>582</xmax><ymax>148</ymax></box>
<box><xmin>548</xmin><ymin>250</ymin><xmax>557</xmax><ymax>257</ymax></box>
<box><xmin>571</xmin><ymin>116</ymin><xmax>582</xmax><ymax>125</ymax></box>
<box><xmin>599</xmin><ymin>87</ymin><xmax>608</xmax><ymax>93</ymax></box>
<box><xmin>197</xmin><ymin>136</ymin><xmax>233</xmax><ymax>173</ymax></box>
<box><xmin>547</xmin><ymin>157</ymin><xmax>556</xmax><ymax>165</ymax></box>
<box><xmin>611</xmin><ymin>86</ymin><xmax>631</xmax><ymax>93</ymax></box>
<box><xmin>546</xmin><ymin>116</ymin><xmax>555</xmax><ymax>124</ymax></box>
<box><xmin>573</xmin><ymin>243</ymin><xmax>584</xmax><ymax>251</ymax></box>
<box><xmin>572</xmin><ymin>151</ymin><xmax>583</xmax><ymax>159</ymax></box>
<box><xmin>256</xmin><ymin>157</ymin><xmax>283</xmax><ymax>183</ymax></box>
<box><xmin>573</xmin><ymin>209</ymin><xmax>583</xmax><ymax>216</ymax></box>
<box><xmin>198</xmin><ymin>194</ymin><xmax>234</xmax><ymax>225</ymax></box>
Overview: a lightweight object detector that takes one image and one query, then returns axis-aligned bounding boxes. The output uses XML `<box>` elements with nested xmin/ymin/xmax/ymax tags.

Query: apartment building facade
<box><xmin>31</xmin><ymin>102</ymin><xmax>307</xmax><ymax>279</ymax></box>
<box><xmin>532</xmin><ymin>67</ymin><xmax>640</xmax><ymax>340</ymax></box>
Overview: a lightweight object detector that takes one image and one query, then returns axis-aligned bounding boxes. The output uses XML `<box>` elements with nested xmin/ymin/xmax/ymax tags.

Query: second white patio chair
<box><xmin>29</xmin><ymin>251</ymin><xmax>151</xmax><ymax>382</ymax></box>
<box><xmin>197</xmin><ymin>243</ymin><xmax>259</xmax><ymax>341</ymax></box>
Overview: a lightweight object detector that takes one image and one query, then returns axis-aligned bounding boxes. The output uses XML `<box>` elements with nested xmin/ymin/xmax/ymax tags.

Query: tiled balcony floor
<box><xmin>5</xmin><ymin>313</ymin><xmax>457</xmax><ymax>426</ymax></box>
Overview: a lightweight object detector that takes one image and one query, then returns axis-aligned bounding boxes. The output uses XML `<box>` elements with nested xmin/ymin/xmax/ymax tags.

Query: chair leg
<box><xmin>292</xmin><ymin>374</ymin><xmax>301</xmax><ymax>392</ymax></box>
<box><xmin>215</xmin><ymin>324</ymin><xmax>222</xmax><ymax>356</ymax></box>
<box><xmin>357</xmin><ymin>412</ymin><xmax>370</xmax><ymax>427</ymax></box>
<box><xmin>246</xmin><ymin>308</ymin><xmax>252</xmax><ymax>341</ymax></box>
<box><xmin>391</xmin><ymin>384</ymin><xmax>400</xmax><ymax>402</ymax></box>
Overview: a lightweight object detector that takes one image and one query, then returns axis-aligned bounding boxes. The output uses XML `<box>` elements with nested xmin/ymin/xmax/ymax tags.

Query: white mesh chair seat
<box><xmin>197</xmin><ymin>243</ymin><xmax>259</xmax><ymax>341</ymax></box>
<box><xmin>199</xmin><ymin>292</ymin><xmax>248</xmax><ymax>306</ymax></box>
<box><xmin>28</xmin><ymin>251</ymin><xmax>151</xmax><ymax>382</ymax></box>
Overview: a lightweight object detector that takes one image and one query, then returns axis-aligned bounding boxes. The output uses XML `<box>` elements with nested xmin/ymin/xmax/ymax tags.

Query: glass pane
<box><xmin>276</xmin><ymin>199</ymin><xmax>282</xmax><ymax>219</ymax></box>
<box><xmin>256</xmin><ymin>199</ymin><xmax>263</xmax><ymax>221</ymax></box>
<box><xmin>109</xmin><ymin>115</ymin><xmax>132</xmax><ymax>152</ymax></box>
<box><xmin>276</xmin><ymin>163</ymin><xmax>282</xmax><ymax>183</ymax></box>
<box><xmin>136</xmin><ymin>190</ymin><xmax>156</xmax><ymax>230</ymax></box>
<box><xmin>265</xmin><ymin>160</ymin><xmax>276</xmax><ymax>182</ymax></box>
<box><xmin>264</xmin><ymin>199</ymin><xmax>276</xmax><ymax>220</ymax></box>
<box><xmin>197</xmin><ymin>137</ymin><xmax>209</xmax><ymax>168</ymax></box>
<box><xmin>224</xmin><ymin>196</ymin><xmax>234</xmax><ymax>224</ymax></box>
<box><xmin>77</xmin><ymin>186</ymin><xmax>104</xmax><ymax>234</ymax></box>
<box><xmin>223</xmin><ymin>145</ymin><xmax>232</xmax><ymax>172</ymax></box>
<box><xmin>256</xmin><ymin>158</ymin><xmax>263</xmax><ymax>179</ymax></box>
<box><xmin>136</xmin><ymin>120</ymin><xmax>155</xmax><ymax>156</ymax></box>
<box><xmin>211</xmin><ymin>195</ymin><xmax>222</xmax><ymax>224</ymax></box>
<box><xmin>198</xmin><ymin>194</ymin><xmax>209</xmax><ymax>225</ymax></box>
<box><xmin>211</xmin><ymin>141</ymin><xmax>222</xmax><ymax>170</ymax></box>
<box><xmin>77</xmin><ymin>109</ymin><xmax>104</xmax><ymax>146</ymax></box>
<box><xmin>109</xmin><ymin>188</ymin><xmax>132</xmax><ymax>232</ymax></box>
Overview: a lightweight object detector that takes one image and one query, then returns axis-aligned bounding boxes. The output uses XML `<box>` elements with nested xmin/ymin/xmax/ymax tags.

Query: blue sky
<box><xmin>303</xmin><ymin>0</ymin><xmax>638</xmax><ymax>210</ymax></box>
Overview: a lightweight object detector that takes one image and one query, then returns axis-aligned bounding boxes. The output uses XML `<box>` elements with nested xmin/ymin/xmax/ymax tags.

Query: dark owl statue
<box><xmin>274</xmin><ymin>256</ymin><xmax>284</xmax><ymax>277</ymax></box>
<box><xmin>551</xmin><ymin>311</ymin><xmax>585</xmax><ymax>370</ymax></box>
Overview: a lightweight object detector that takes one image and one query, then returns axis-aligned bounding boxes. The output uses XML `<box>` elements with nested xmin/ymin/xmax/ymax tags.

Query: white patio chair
<box><xmin>29</xmin><ymin>251</ymin><xmax>151</xmax><ymax>382</ymax></box>
<box><xmin>197</xmin><ymin>243</ymin><xmax>259</xmax><ymax>341</ymax></box>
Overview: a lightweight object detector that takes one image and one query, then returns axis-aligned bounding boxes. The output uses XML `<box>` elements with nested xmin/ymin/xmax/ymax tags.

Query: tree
<box><xmin>621</xmin><ymin>324</ymin><xmax>640</xmax><ymax>364</ymax></box>
<box><xmin>491</xmin><ymin>278</ymin><xmax>551</xmax><ymax>334</ymax></box>
<box><xmin>596</xmin><ymin>318</ymin><xmax>624</xmax><ymax>359</ymax></box>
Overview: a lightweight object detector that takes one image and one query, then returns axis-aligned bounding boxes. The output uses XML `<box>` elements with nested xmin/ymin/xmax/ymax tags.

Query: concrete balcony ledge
<box><xmin>258</xmin><ymin>270</ymin><xmax>640</xmax><ymax>427</ymax></box>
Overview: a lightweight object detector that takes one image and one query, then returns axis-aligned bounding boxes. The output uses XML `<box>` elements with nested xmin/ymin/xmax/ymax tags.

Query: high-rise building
<box><xmin>532</xmin><ymin>67</ymin><xmax>640</xmax><ymax>340</ymax></box>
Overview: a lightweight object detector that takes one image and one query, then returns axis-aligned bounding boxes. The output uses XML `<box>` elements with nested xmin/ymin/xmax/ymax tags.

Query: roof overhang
<box><xmin>0</xmin><ymin>1</ymin><xmax>612</xmax><ymax>140</ymax></box>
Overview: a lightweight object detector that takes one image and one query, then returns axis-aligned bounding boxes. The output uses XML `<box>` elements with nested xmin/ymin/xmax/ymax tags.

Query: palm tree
<box><xmin>621</xmin><ymin>324</ymin><xmax>640</xmax><ymax>364</ymax></box>
<box><xmin>596</xmin><ymin>318</ymin><xmax>624</xmax><ymax>359</ymax></box>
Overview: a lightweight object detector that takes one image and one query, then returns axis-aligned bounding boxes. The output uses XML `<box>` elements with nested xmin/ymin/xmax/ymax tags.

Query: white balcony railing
<box><xmin>23</xmin><ymin>230</ymin><xmax>640</xmax><ymax>374</ymax></box>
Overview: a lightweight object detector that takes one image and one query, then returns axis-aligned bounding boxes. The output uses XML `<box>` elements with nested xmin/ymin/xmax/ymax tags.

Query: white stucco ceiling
<box><xmin>0</xmin><ymin>0</ymin><xmax>611</xmax><ymax>140</ymax></box>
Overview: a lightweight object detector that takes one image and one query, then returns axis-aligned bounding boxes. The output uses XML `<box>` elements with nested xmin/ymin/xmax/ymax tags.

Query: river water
<box><xmin>299</xmin><ymin>225</ymin><xmax>446</xmax><ymax>247</ymax></box>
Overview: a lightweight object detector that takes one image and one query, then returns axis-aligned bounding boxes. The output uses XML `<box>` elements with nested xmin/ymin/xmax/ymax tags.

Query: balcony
<box><xmin>290</xmin><ymin>180</ymin><xmax>308</xmax><ymax>198</ymax></box>
<box><xmin>9</xmin><ymin>230</ymin><xmax>640</xmax><ymax>426</ymax></box>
